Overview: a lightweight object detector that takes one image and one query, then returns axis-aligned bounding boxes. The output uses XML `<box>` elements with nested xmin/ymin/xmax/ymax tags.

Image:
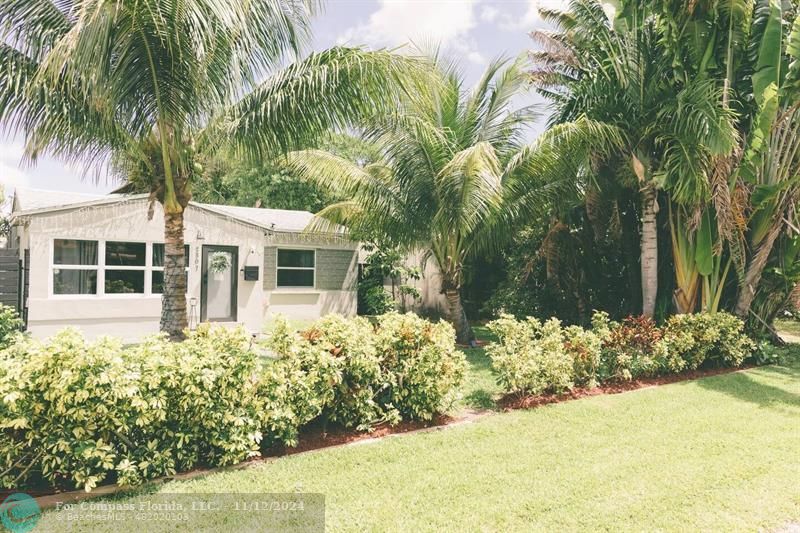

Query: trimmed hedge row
<box><xmin>487</xmin><ymin>311</ymin><xmax>756</xmax><ymax>396</ymax></box>
<box><xmin>0</xmin><ymin>313</ymin><xmax>465</xmax><ymax>492</ymax></box>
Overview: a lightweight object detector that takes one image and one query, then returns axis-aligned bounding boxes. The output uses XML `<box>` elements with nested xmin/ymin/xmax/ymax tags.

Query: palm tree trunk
<box><xmin>444</xmin><ymin>289</ymin><xmax>475</xmax><ymax>345</ymax></box>
<box><xmin>734</xmin><ymin>223</ymin><xmax>782</xmax><ymax>319</ymax></box>
<box><xmin>160</xmin><ymin>207</ymin><xmax>188</xmax><ymax>340</ymax></box>
<box><xmin>640</xmin><ymin>185</ymin><xmax>659</xmax><ymax>317</ymax></box>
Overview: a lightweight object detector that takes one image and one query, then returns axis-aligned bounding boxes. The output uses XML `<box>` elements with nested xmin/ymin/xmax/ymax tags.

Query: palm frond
<box><xmin>221</xmin><ymin>47</ymin><xmax>430</xmax><ymax>160</ymax></box>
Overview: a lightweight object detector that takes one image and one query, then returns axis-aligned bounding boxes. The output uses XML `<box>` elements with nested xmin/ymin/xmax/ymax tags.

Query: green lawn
<box><xmin>38</xmin><ymin>344</ymin><xmax>800</xmax><ymax>532</ymax></box>
<box><xmin>457</xmin><ymin>325</ymin><xmax>501</xmax><ymax>411</ymax></box>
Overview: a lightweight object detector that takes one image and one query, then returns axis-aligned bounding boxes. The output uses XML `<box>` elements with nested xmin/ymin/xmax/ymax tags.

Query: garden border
<box><xmin>25</xmin><ymin>363</ymin><xmax>758</xmax><ymax>511</ymax></box>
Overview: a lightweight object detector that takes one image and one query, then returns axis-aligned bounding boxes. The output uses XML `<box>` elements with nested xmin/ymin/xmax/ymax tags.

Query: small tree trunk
<box><xmin>640</xmin><ymin>186</ymin><xmax>659</xmax><ymax>317</ymax></box>
<box><xmin>734</xmin><ymin>223</ymin><xmax>782</xmax><ymax>319</ymax></box>
<box><xmin>161</xmin><ymin>207</ymin><xmax>188</xmax><ymax>341</ymax></box>
<box><xmin>444</xmin><ymin>289</ymin><xmax>475</xmax><ymax>345</ymax></box>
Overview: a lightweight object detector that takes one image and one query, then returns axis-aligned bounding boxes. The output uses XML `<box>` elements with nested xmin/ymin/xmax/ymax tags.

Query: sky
<box><xmin>0</xmin><ymin>0</ymin><xmax>567</xmax><ymax>196</ymax></box>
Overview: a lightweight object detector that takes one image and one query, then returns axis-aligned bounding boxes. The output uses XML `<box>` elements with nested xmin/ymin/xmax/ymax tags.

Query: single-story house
<box><xmin>7</xmin><ymin>188</ymin><xmax>358</xmax><ymax>342</ymax></box>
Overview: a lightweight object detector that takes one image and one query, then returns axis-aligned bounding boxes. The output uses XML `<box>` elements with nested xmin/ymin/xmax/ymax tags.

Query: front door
<box><xmin>201</xmin><ymin>245</ymin><xmax>238</xmax><ymax>322</ymax></box>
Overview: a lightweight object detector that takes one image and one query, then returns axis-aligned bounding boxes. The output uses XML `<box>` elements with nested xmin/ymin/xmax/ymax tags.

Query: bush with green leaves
<box><xmin>131</xmin><ymin>324</ymin><xmax>263</xmax><ymax>474</ymax></box>
<box><xmin>375</xmin><ymin>312</ymin><xmax>467</xmax><ymax>420</ymax></box>
<box><xmin>486</xmin><ymin>315</ymin><xmax>576</xmax><ymax>395</ymax></box>
<box><xmin>264</xmin><ymin>313</ymin><xmax>465</xmax><ymax>428</ymax></box>
<box><xmin>661</xmin><ymin>312</ymin><xmax>755</xmax><ymax>370</ymax></box>
<box><xmin>487</xmin><ymin>311</ymin><xmax>755</xmax><ymax>396</ymax></box>
<box><xmin>0</xmin><ymin>325</ymin><xmax>263</xmax><ymax>492</ymax></box>
<box><xmin>563</xmin><ymin>325</ymin><xmax>602</xmax><ymax>387</ymax></box>
<box><xmin>302</xmin><ymin>314</ymin><xmax>395</xmax><ymax>430</ymax></box>
<box><xmin>597</xmin><ymin>315</ymin><xmax>665</xmax><ymax>381</ymax></box>
<box><xmin>258</xmin><ymin>319</ymin><xmax>336</xmax><ymax>447</ymax></box>
<box><xmin>0</xmin><ymin>303</ymin><xmax>22</xmax><ymax>348</ymax></box>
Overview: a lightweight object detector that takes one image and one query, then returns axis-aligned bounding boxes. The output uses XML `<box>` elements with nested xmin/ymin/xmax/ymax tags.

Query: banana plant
<box><xmin>733</xmin><ymin>1</ymin><xmax>800</xmax><ymax>320</ymax></box>
<box><xmin>669</xmin><ymin>203</ymin><xmax>701</xmax><ymax>313</ymax></box>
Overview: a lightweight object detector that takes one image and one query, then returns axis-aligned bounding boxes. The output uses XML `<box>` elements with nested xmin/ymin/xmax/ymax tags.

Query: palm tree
<box><xmin>0</xmin><ymin>0</ymin><xmax>424</xmax><ymax>339</ymax></box>
<box><xmin>530</xmin><ymin>0</ymin><xmax>737</xmax><ymax>316</ymax></box>
<box><xmin>288</xmin><ymin>55</ymin><xmax>618</xmax><ymax>343</ymax></box>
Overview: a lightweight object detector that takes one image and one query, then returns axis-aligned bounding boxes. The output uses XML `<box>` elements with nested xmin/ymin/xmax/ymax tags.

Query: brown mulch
<box><xmin>264</xmin><ymin>414</ymin><xmax>465</xmax><ymax>457</ymax></box>
<box><xmin>499</xmin><ymin>364</ymin><xmax>755</xmax><ymax>410</ymax></box>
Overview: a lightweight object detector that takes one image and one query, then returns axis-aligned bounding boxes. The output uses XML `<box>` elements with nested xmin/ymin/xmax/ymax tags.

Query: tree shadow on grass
<box><xmin>696</xmin><ymin>365</ymin><xmax>800</xmax><ymax>410</ymax></box>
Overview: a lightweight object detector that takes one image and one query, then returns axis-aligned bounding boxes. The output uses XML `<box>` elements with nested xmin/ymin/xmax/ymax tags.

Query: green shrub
<box><xmin>362</xmin><ymin>286</ymin><xmax>396</xmax><ymax>315</ymax></box>
<box><xmin>259</xmin><ymin>319</ymin><xmax>335</xmax><ymax>446</ymax></box>
<box><xmin>302</xmin><ymin>314</ymin><xmax>395</xmax><ymax>430</ymax></box>
<box><xmin>599</xmin><ymin>315</ymin><xmax>663</xmax><ymax>381</ymax></box>
<box><xmin>487</xmin><ymin>315</ymin><xmax>575</xmax><ymax>395</ymax></box>
<box><xmin>487</xmin><ymin>311</ymin><xmax>756</xmax><ymax>397</ymax></box>
<box><xmin>661</xmin><ymin>312</ymin><xmax>755</xmax><ymax>369</ymax></box>
<box><xmin>132</xmin><ymin>324</ymin><xmax>263</xmax><ymax>474</ymax></box>
<box><xmin>376</xmin><ymin>312</ymin><xmax>467</xmax><ymax>420</ymax></box>
<box><xmin>563</xmin><ymin>325</ymin><xmax>601</xmax><ymax>387</ymax></box>
<box><xmin>0</xmin><ymin>304</ymin><xmax>22</xmax><ymax>348</ymax></box>
<box><xmin>752</xmin><ymin>340</ymin><xmax>783</xmax><ymax>365</ymax></box>
<box><xmin>262</xmin><ymin>313</ymin><xmax>465</xmax><ymax>430</ymax></box>
<box><xmin>0</xmin><ymin>325</ymin><xmax>263</xmax><ymax>492</ymax></box>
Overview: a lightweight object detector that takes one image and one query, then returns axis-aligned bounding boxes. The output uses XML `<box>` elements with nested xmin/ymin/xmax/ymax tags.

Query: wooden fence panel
<box><xmin>0</xmin><ymin>249</ymin><xmax>20</xmax><ymax>310</ymax></box>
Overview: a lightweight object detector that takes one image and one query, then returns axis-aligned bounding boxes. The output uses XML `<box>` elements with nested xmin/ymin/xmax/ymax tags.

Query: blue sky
<box><xmin>0</xmin><ymin>0</ymin><xmax>567</xmax><ymax>195</ymax></box>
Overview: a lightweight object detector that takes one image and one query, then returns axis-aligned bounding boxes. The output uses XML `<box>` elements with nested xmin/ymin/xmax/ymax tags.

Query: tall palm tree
<box><xmin>0</xmin><ymin>0</ymin><xmax>424</xmax><ymax>339</ymax></box>
<box><xmin>530</xmin><ymin>0</ymin><xmax>737</xmax><ymax>316</ymax></box>
<box><xmin>288</xmin><ymin>55</ymin><xmax>618</xmax><ymax>343</ymax></box>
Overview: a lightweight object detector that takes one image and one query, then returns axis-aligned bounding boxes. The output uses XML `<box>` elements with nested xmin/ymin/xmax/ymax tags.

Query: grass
<box><xmin>38</xmin><ymin>342</ymin><xmax>800</xmax><ymax>532</ymax></box>
<box><xmin>457</xmin><ymin>325</ymin><xmax>501</xmax><ymax>411</ymax></box>
<box><xmin>777</xmin><ymin>318</ymin><xmax>800</xmax><ymax>341</ymax></box>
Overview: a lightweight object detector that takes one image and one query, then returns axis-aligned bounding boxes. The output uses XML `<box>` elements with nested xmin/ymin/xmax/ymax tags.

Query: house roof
<box><xmin>194</xmin><ymin>203</ymin><xmax>315</xmax><ymax>232</ymax></box>
<box><xmin>12</xmin><ymin>187</ymin><xmax>129</xmax><ymax>212</ymax></box>
<box><xmin>10</xmin><ymin>187</ymin><xmax>318</xmax><ymax>233</ymax></box>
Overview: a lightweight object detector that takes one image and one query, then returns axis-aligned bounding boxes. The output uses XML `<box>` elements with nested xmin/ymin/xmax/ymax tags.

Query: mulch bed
<box><xmin>264</xmin><ymin>415</ymin><xmax>458</xmax><ymax>457</ymax></box>
<box><xmin>498</xmin><ymin>364</ymin><xmax>755</xmax><ymax>410</ymax></box>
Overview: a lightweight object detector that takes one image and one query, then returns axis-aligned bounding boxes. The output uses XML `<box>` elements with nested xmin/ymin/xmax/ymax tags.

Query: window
<box><xmin>277</xmin><ymin>249</ymin><xmax>315</xmax><ymax>288</ymax></box>
<box><xmin>151</xmin><ymin>244</ymin><xmax>190</xmax><ymax>294</ymax></box>
<box><xmin>53</xmin><ymin>239</ymin><xmax>98</xmax><ymax>294</ymax></box>
<box><xmin>50</xmin><ymin>239</ymin><xmax>190</xmax><ymax>297</ymax></box>
<box><xmin>104</xmin><ymin>241</ymin><xmax>146</xmax><ymax>294</ymax></box>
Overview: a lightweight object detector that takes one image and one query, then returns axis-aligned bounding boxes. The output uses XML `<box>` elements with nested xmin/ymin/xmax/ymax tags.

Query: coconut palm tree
<box><xmin>288</xmin><ymin>55</ymin><xmax>619</xmax><ymax>343</ymax></box>
<box><xmin>0</xmin><ymin>0</ymin><xmax>424</xmax><ymax>339</ymax></box>
<box><xmin>530</xmin><ymin>0</ymin><xmax>737</xmax><ymax>316</ymax></box>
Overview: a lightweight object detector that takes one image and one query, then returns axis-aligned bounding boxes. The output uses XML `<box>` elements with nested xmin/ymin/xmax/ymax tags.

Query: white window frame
<box><xmin>50</xmin><ymin>238</ymin><xmax>101</xmax><ymax>299</ymax></box>
<box><xmin>49</xmin><ymin>238</ymin><xmax>190</xmax><ymax>298</ymax></box>
<box><xmin>103</xmin><ymin>240</ymin><xmax>148</xmax><ymax>296</ymax></box>
<box><xmin>276</xmin><ymin>247</ymin><xmax>316</xmax><ymax>289</ymax></box>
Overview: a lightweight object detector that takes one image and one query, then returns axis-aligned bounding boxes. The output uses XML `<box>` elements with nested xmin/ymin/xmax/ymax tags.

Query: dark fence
<box><xmin>0</xmin><ymin>248</ymin><xmax>20</xmax><ymax>310</ymax></box>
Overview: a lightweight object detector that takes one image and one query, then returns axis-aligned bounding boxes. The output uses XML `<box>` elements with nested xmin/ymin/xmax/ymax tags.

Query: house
<box><xmin>7</xmin><ymin>188</ymin><xmax>358</xmax><ymax>342</ymax></box>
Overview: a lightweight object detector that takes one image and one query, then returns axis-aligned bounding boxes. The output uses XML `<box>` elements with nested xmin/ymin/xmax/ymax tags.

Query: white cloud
<box><xmin>336</xmin><ymin>0</ymin><xmax>486</xmax><ymax>64</ymax></box>
<box><xmin>0</xmin><ymin>162</ymin><xmax>30</xmax><ymax>189</ymax></box>
<box><xmin>0</xmin><ymin>142</ymin><xmax>31</xmax><ymax>190</ymax></box>
<box><xmin>480</xmin><ymin>5</ymin><xmax>499</xmax><ymax>22</ymax></box>
<box><xmin>497</xmin><ymin>0</ymin><xmax>570</xmax><ymax>31</ymax></box>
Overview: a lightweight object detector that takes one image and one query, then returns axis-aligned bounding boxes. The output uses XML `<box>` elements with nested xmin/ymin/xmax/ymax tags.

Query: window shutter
<box><xmin>316</xmin><ymin>249</ymin><xmax>357</xmax><ymax>291</ymax></box>
<box><xmin>263</xmin><ymin>247</ymin><xmax>277</xmax><ymax>290</ymax></box>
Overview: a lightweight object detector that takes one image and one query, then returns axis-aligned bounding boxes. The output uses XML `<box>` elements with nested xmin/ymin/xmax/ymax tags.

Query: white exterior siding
<box><xmin>15</xmin><ymin>194</ymin><xmax>357</xmax><ymax>342</ymax></box>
